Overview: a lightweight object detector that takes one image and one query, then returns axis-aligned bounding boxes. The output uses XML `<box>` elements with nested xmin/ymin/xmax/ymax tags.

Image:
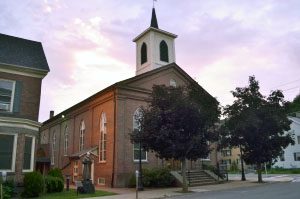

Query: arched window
<box><xmin>64</xmin><ymin>126</ymin><xmax>69</xmax><ymax>155</ymax></box>
<box><xmin>51</xmin><ymin>132</ymin><xmax>56</xmax><ymax>165</ymax></box>
<box><xmin>160</xmin><ymin>40</ymin><xmax>169</xmax><ymax>62</ymax></box>
<box><xmin>133</xmin><ymin>108</ymin><xmax>147</xmax><ymax>161</ymax></box>
<box><xmin>99</xmin><ymin>112</ymin><xmax>107</xmax><ymax>162</ymax></box>
<box><xmin>141</xmin><ymin>42</ymin><xmax>147</xmax><ymax>65</ymax></box>
<box><xmin>79</xmin><ymin>121</ymin><xmax>85</xmax><ymax>151</ymax></box>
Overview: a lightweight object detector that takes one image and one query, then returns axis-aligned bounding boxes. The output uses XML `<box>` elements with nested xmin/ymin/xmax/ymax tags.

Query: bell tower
<box><xmin>133</xmin><ymin>8</ymin><xmax>177</xmax><ymax>75</ymax></box>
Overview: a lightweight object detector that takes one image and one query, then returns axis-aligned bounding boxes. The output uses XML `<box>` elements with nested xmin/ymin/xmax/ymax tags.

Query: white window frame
<box><xmin>98</xmin><ymin>177</ymin><xmax>105</xmax><ymax>185</ymax></box>
<box><xmin>133</xmin><ymin>108</ymin><xmax>147</xmax><ymax>162</ymax></box>
<box><xmin>0</xmin><ymin>132</ymin><xmax>18</xmax><ymax>172</ymax></box>
<box><xmin>64</xmin><ymin>126</ymin><xmax>69</xmax><ymax>156</ymax></box>
<box><xmin>297</xmin><ymin>136</ymin><xmax>300</xmax><ymax>145</ymax></box>
<box><xmin>79</xmin><ymin>121</ymin><xmax>85</xmax><ymax>151</ymax></box>
<box><xmin>51</xmin><ymin>132</ymin><xmax>56</xmax><ymax>165</ymax></box>
<box><xmin>0</xmin><ymin>79</ymin><xmax>16</xmax><ymax>113</ymax></box>
<box><xmin>99</xmin><ymin>112</ymin><xmax>107</xmax><ymax>163</ymax></box>
<box><xmin>22</xmin><ymin>135</ymin><xmax>35</xmax><ymax>172</ymax></box>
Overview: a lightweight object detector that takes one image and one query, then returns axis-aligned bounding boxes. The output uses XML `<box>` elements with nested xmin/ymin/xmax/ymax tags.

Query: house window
<box><xmin>64</xmin><ymin>126</ymin><xmax>69</xmax><ymax>155</ymax></box>
<box><xmin>0</xmin><ymin>133</ymin><xmax>17</xmax><ymax>171</ymax></box>
<box><xmin>0</xmin><ymin>79</ymin><xmax>15</xmax><ymax>112</ymax></box>
<box><xmin>51</xmin><ymin>132</ymin><xmax>56</xmax><ymax>165</ymax></box>
<box><xmin>280</xmin><ymin>152</ymin><xmax>285</xmax><ymax>161</ymax></box>
<box><xmin>297</xmin><ymin>136</ymin><xmax>300</xmax><ymax>144</ymax></box>
<box><xmin>160</xmin><ymin>40</ymin><xmax>169</xmax><ymax>62</ymax></box>
<box><xmin>294</xmin><ymin>152</ymin><xmax>300</xmax><ymax>161</ymax></box>
<box><xmin>133</xmin><ymin>108</ymin><xmax>147</xmax><ymax>162</ymax></box>
<box><xmin>23</xmin><ymin>136</ymin><xmax>35</xmax><ymax>171</ymax></box>
<box><xmin>99</xmin><ymin>112</ymin><xmax>107</xmax><ymax>162</ymax></box>
<box><xmin>221</xmin><ymin>149</ymin><xmax>232</xmax><ymax>157</ymax></box>
<box><xmin>141</xmin><ymin>42</ymin><xmax>147</xmax><ymax>65</ymax></box>
<box><xmin>79</xmin><ymin>121</ymin><xmax>85</xmax><ymax>151</ymax></box>
<box><xmin>221</xmin><ymin>159</ymin><xmax>231</xmax><ymax>165</ymax></box>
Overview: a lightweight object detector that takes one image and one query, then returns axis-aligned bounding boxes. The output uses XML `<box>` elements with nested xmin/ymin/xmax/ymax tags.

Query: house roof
<box><xmin>42</xmin><ymin>62</ymin><xmax>215</xmax><ymax>125</ymax></box>
<box><xmin>0</xmin><ymin>33</ymin><xmax>50</xmax><ymax>72</ymax></box>
<box><xmin>289</xmin><ymin>116</ymin><xmax>300</xmax><ymax>125</ymax></box>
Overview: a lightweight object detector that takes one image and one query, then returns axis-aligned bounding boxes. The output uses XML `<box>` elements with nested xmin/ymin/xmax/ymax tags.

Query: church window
<box><xmin>133</xmin><ymin>108</ymin><xmax>147</xmax><ymax>162</ymax></box>
<box><xmin>141</xmin><ymin>43</ymin><xmax>147</xmax><ymax>65</ymax></box>
<box><xmin>64</xmin><ymin>126</ymin><xmax>69</xmax><ymax>155</ymax></box>
<box><xmin>160</xmin><ymin>40</ymin><xmax>169</xmax><ymax>62</ymax></box>
<box><xmin>170</xmin><ymin>79</ymin><xmax>177</xmax><ymax>87</ymax></box>
<box><xmin>51</xmin><ymin>132</ymin><xmax>56</xmax><ymax>165</ymax></box>
<box><xmin>79</xmin><ymin>121</ymin><xmax>85</xmax><ymax>151</ymax></box>
<box><xmin>99</xmin><ymin>112</ymin><xmax>107</xmax><ymax>162</ymax></box>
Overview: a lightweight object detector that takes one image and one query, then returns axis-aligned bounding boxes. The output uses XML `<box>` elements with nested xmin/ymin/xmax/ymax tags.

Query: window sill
<box><xmin>99</xmin><ymin>161</ymin><xmax>106</xmax><ymax>164</ymax></box>
<box><xmin>22</xmin><ymin>169</ymin><xmax>33</xmax><ymax>172</ymax></box>
<box><xmin>133</xmin><ymin>160</ymin><xmax>148</xmax><ymax>163</ymax></box>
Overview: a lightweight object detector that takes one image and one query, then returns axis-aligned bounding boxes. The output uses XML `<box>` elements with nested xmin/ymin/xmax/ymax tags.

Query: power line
<box><xmin>270</xmin><ymin>78</ymin><xmax>300</xmax><ymax>89</ymax></box>
<box><xmin>282</xmin><ymin>86</ymin><xmax>300</xmax><ymax>92</ymax></box>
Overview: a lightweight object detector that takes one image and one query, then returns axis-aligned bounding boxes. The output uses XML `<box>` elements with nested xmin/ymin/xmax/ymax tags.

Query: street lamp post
<box><xmin>138</xmin><ymin>133</ymin><xmax>144</xmax><ymax>191</ymax></box>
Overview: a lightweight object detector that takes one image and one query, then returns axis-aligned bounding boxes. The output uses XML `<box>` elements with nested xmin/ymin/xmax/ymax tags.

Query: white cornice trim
<box><xmin>0</xmin><ymin>117</ymin><xmax>41</xmax><ymax>131</ymax></box>
<box><xmin>0</xmin><ymin>63</ymin><xmax>48</xmax><ymax>78</ymax></box>
<box><xmin>133</xmin><ymin>27</ymin><xmax>177</xmax><ymax>42</ymax></box>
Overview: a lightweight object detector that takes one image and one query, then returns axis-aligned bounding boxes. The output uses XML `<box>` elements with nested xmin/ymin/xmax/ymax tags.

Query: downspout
<box><xmin>111</xmin><ymin>89</ymin><xmax>117</xmax><ymax>187</ymax></box>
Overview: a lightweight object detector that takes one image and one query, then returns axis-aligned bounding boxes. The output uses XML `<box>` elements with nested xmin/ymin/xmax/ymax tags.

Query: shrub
<box><xmin>128</xmin><ymin>168</ymin><xmax>175</xmax><ymax>188</ymax></box>
<box><xmin>48</xmin><ymin>168</ymin><xmax>64</xmax><ymax>181</ymax></box>
<box><xmin>44</xmin><ymin>176</ymin><xmax>64</xmax><ymax>193</ymax></box>
<box><xmin>22</xmin><ymin>171</ymin><xmax>43</xmax><ymax>198</ymax></box>
<box><xmin>0</xmin><ymin>180</ymin><xmax>14</xmax><ymax>199</ymax></box>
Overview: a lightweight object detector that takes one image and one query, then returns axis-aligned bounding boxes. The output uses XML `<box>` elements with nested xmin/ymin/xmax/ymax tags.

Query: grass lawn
<box><xmin>268</xmin><ymin>168</ymin><xmax>300</xmax><ymax>174</ymax></box>
<box><xmin>38</xmin><ymin>190</ymin><xmax>116</xmax><ymax>199</ymax></box>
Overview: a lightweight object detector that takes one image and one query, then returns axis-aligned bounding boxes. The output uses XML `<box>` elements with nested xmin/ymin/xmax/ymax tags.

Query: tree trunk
<box><xmin>257</xmin><ymin>163</ymin><xmax>263</xmax><ymax>183</ymax></box>
<box><xmin>181</xmin><ymin>158</ymin><xmax>188</xmax><ymax>192</ymax></box>
<box><xmin>239</xmin><ymin>146</ymin><xmax>246</xmax><ymax>181</ymax></box>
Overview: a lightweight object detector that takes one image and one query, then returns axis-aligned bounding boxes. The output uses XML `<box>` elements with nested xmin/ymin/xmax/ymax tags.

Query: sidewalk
<box><xmin>88</xmin><ymin>180</ymin><xmax>265</xmax><ymax>199</ymax></box>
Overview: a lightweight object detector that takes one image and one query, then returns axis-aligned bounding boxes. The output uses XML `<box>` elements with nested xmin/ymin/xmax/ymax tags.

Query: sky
<box><xmin>1</xmin><ymin>0</ymin><xmax>300</xmax><ymax>122</ymax></box>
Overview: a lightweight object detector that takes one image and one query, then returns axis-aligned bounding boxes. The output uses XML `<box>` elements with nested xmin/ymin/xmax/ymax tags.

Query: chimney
<box><xmin>50</xmin><ymin>110</ymin><xmax>54</xmax><ymax>119</ymax></box>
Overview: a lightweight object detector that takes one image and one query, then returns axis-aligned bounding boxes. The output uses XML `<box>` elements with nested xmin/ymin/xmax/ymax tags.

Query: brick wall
<box><xmin>0</xmin><ymin>71</ymin><xmax>42</xmax><ymax>121</ymax></box>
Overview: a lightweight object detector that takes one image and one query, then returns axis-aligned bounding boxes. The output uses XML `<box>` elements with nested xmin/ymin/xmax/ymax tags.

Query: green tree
<box><xmin>222</xmin><ymin>76</ymin><xmax>294</xmax><ymax>183</ymax></box>
<box><xmin>131</xmin><ymin>85</ymin><xmax>220</xmax><ymax>192</ymax></box>
<box><xmin>286</xmin><ymin>94</ymin><xmax>300</xmax><ymax>114</ymax></box>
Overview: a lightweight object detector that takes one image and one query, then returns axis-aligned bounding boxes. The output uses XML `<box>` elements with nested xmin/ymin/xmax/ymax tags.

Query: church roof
<box><xmin>43</xmin><ymin>63</ymin><xmax>215</xmax><ymax>125</ymax></box>
<box><xmin>0</xmin><ymin>33</ymin><xmax>50</xmax><ymax>72</ymax></box>
<box><xmin>132</xmin><ymin>8</ymin><xmax>177</xmax><ymax>42</ymax></box>
<box><xmin>150</xmin><ymin>8</ymin><xmax>159</xmax><ymax>28</ymax></box>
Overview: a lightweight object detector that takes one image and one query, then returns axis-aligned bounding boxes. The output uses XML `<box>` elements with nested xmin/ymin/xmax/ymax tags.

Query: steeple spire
<box><xmin>150</xmin><ymin>8</ymin><xmax>159</xmax><ymax>29</ymax></box>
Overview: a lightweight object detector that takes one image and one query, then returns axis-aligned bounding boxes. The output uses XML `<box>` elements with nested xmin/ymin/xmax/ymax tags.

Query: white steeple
<box><xmin>133</xmin><ymin>8</ymin><xmax>177</xmax><ymax>76</ymax></box>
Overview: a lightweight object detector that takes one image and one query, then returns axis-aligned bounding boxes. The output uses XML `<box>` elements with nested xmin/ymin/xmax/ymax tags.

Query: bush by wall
<box><xmin>0</xmin><ymin>180</ymin><xmax>14</xmax><ymax>199</ymax></box>
<box><xmin>48</xmin><ymin>168</ymin><xmax>64</xmax><ymax>181</ymax></box>
<box><xmin>44</xmin><ymin>176</ymin><xmax>64</xmax><ymax>193</ymax></box>
<box><xmin>129</xmin><ymin>168</ymin><xmax>175</xmax><ymax>188</ymax></box>
<box><xmin>22</xmin><ymin>171</ymin><xmax>43</xmax><ymax>198</ymax></box>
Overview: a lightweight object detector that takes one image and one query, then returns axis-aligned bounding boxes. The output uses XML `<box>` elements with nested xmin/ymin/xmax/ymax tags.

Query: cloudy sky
<box><xmin>1</xmin><ymin>0</ymin><xmax>300</xmax><ymax>122</ymax></box>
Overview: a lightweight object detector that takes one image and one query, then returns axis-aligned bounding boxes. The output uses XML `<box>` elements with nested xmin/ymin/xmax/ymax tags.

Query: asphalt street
<box><xmin>172</xmin><ymin>181</ymin><xmax>300</xmax><ymax>199</ymax></box>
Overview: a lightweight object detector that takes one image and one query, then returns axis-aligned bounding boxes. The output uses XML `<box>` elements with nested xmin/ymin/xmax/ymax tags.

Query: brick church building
<box><xmin>39</xmin><ymin>8</ymin><xmax>218</xmax><ymax>187</ymax></box>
